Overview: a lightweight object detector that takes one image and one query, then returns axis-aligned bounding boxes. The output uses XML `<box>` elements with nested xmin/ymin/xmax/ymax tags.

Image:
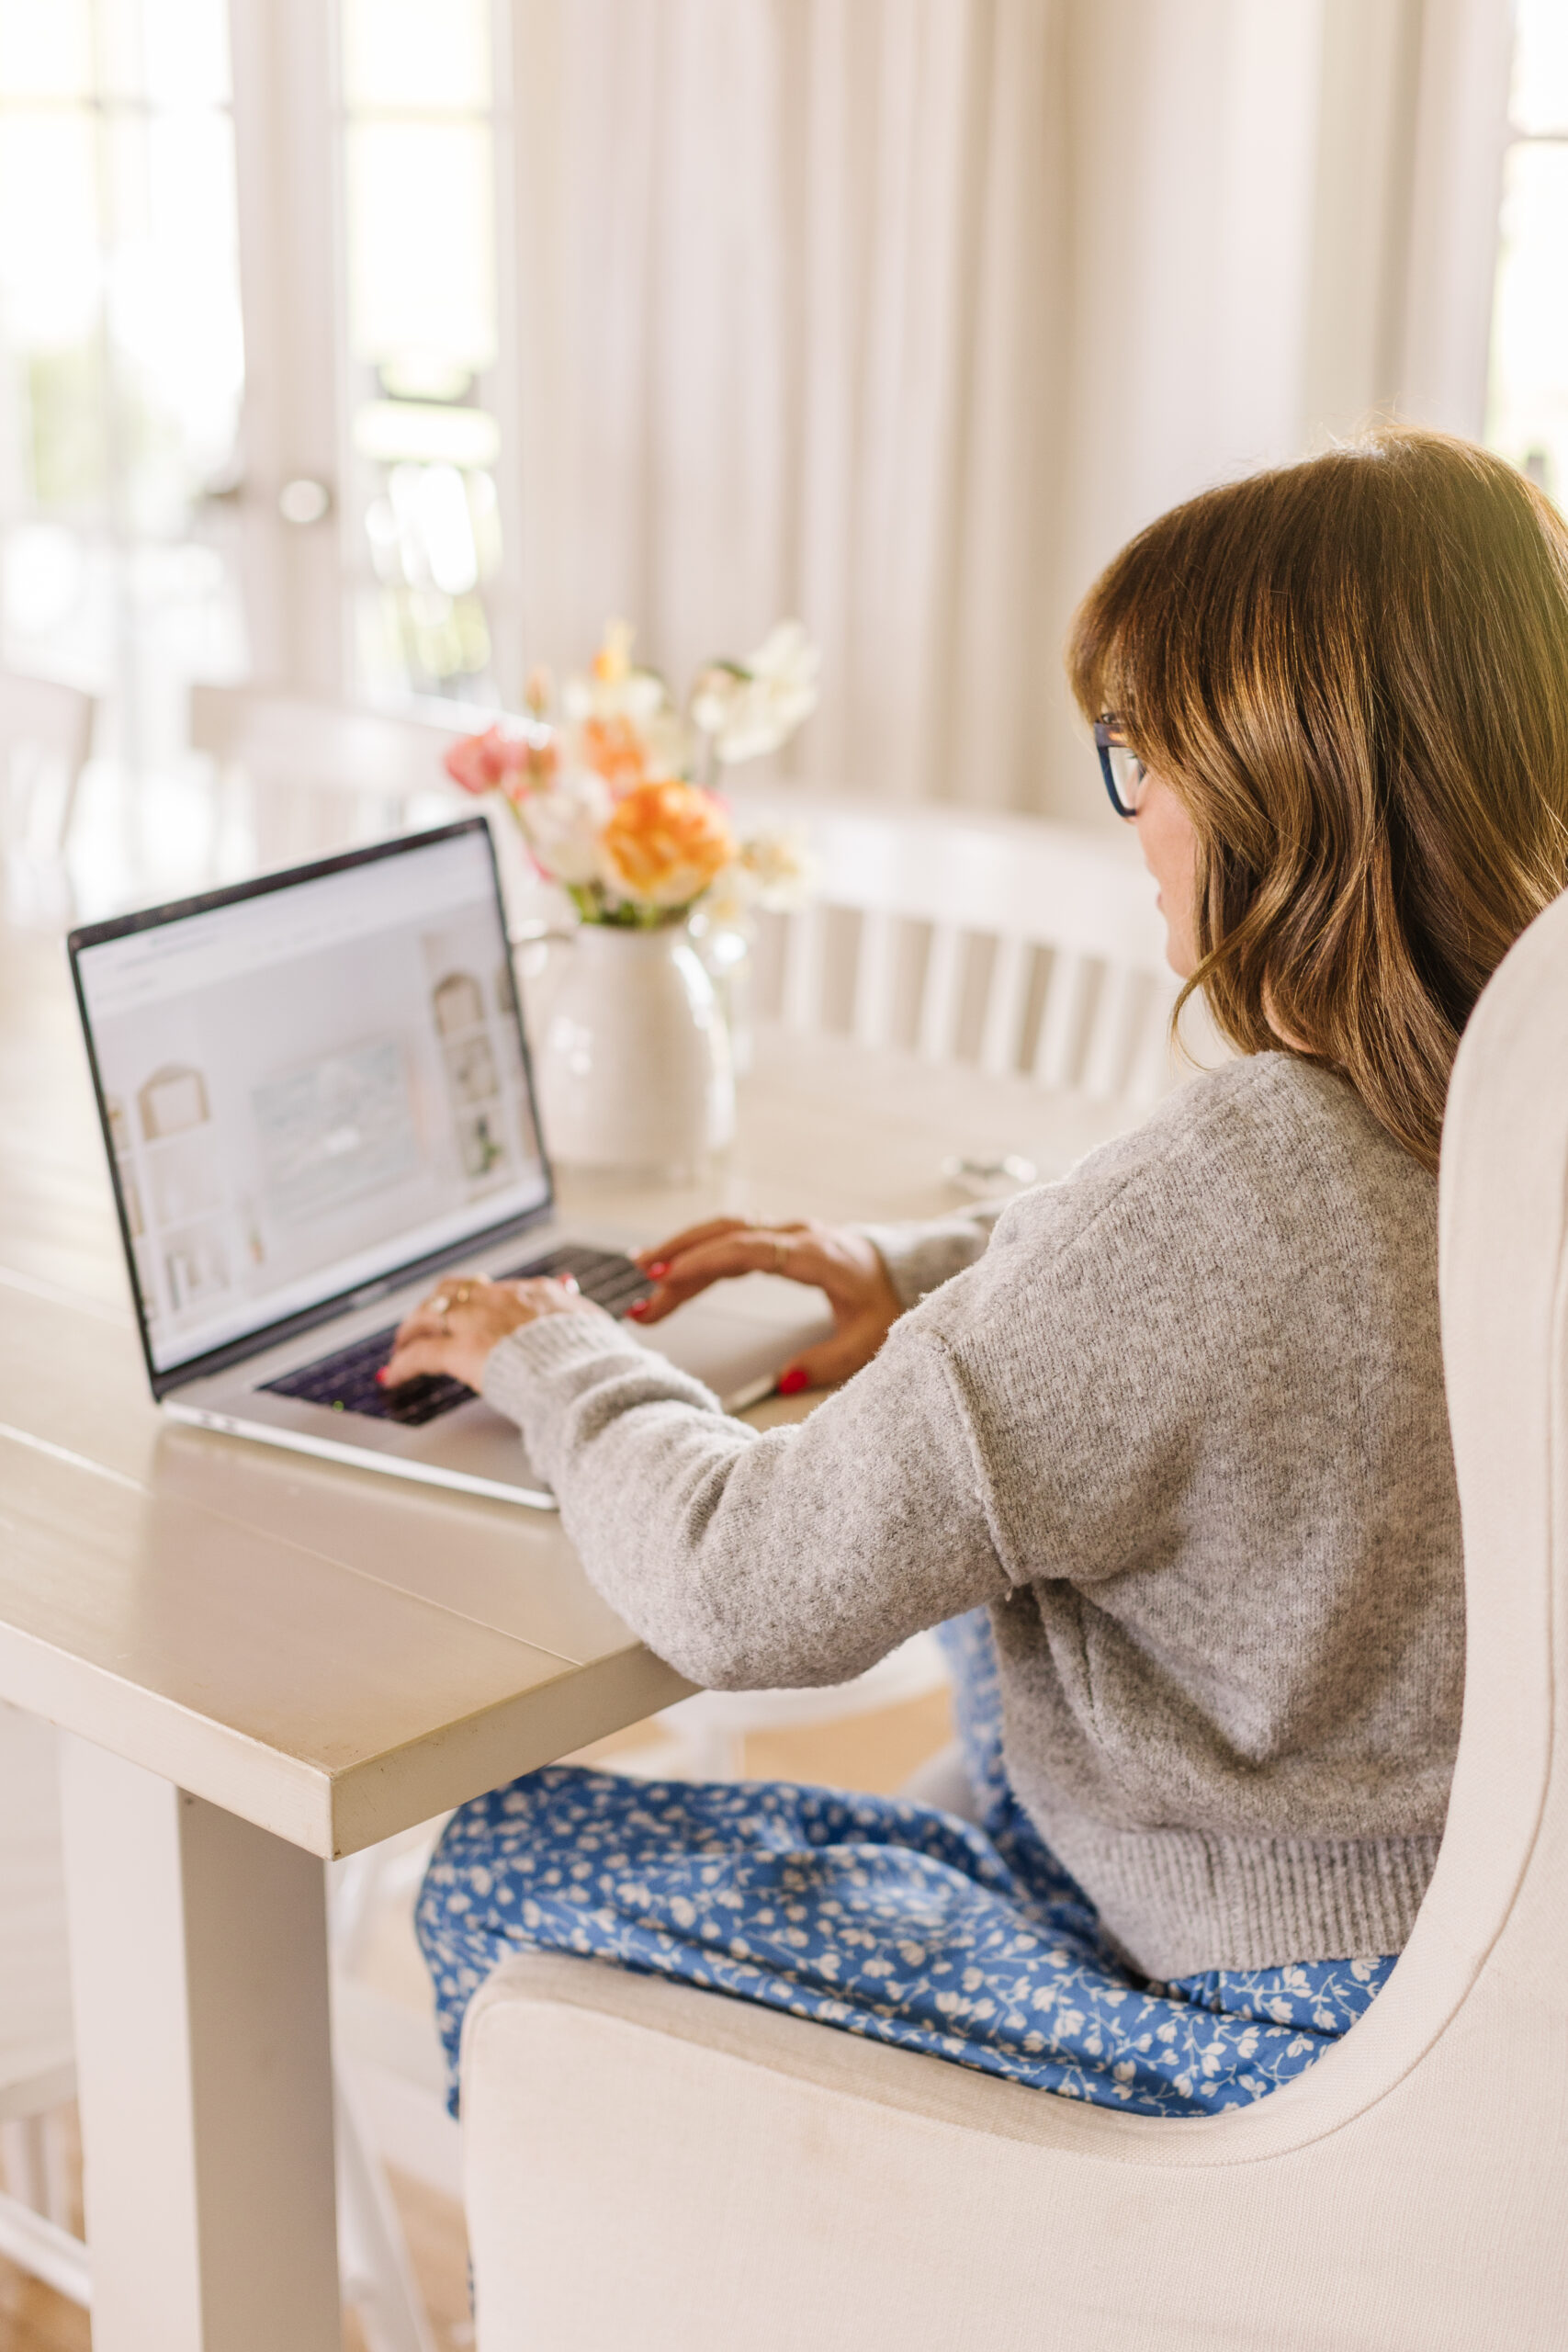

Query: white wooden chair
<box><xmin>0</xmin><ymin>1700</ymin><xmax>442</xmax><ymax>2350</ymax></box>
<box><xmin>728</xmin><ymin>786</ymin><xmax>1186</xmax><ymax>1099</ymax></box>
<box><xmin>332</xmin><ymin>1824</ymin><xmax>464</xmax><ymax>2211</ymax></box>
<box><xmin>456</xmin><ymin>887</ymin><xmax>1568</xmax><ymax>2351</ymax></box>
<box><xmin>0</xmin><ymin>673</ymin><xmax>96</xmax><ymax>865</ymax></box>
<box><xmin>0</xmin><ymin>1702</ymin><xmax>86</xmax><ymax>2309</ymax></box>
<box><xmin>188</xmin><ymin>684</ymin><xmax>486</xmax><ymax>876</ymax></box>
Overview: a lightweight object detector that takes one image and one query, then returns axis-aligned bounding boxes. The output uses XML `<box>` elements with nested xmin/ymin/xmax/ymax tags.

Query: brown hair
<box><xmin>1066</xmin><ymin>427</ymin><xmax>1568</xmax><ymax>1170</ymax></box>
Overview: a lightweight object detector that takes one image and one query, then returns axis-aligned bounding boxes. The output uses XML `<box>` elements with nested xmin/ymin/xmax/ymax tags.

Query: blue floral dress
<box><xmin>418</xmin><ymin>1608</ymin><xmax>1396</xmax><ymax>2119</ymax></box>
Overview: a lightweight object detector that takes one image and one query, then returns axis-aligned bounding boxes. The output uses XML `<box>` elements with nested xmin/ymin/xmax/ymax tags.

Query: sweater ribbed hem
<box><xmin>480</xmin><ymin>1313</ymin><xmax>649</xmax><ymax>1426</ymax></box>
<box><xmin>1029</xmin><ymin>1799</ymin><xmax>1441</xmax><ymax>1977</ymax></box>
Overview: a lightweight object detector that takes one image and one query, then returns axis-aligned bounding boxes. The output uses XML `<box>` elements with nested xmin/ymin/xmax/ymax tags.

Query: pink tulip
<box><xmin>445</xmin><ymin>726</ymin><xmax>521</xmax><ymax>796</ymax></box>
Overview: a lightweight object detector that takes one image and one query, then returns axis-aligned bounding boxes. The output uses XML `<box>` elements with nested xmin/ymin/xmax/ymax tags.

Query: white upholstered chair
<box><xmin>456</xmin><ymin>885</ymin><xmax>1568</xmax><ymax>2349</ymax></box>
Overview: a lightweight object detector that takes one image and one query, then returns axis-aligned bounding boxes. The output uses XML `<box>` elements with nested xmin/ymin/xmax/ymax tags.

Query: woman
<box><xmin>394</xmin><ymin>428</ymin><xmax>1568</xmax><ymax>2118</ymax></box>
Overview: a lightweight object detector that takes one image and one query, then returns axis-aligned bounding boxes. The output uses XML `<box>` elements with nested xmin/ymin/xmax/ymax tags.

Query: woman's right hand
<box><xmin>629</xmin><ymin>1218</ymin><xmax>903</xmax><ymax>1394</ymax></box>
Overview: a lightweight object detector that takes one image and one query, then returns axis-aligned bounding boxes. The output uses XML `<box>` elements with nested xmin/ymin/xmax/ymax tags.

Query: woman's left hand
<box><xmin>380</xmin><ymin>1275</ymin><xmax>605</xmax><ymax>1394</ymax></box>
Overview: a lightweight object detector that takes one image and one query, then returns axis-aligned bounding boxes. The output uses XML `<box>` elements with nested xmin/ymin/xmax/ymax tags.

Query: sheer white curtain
<box><xmin>506</xmin><ymin>0</ymin><xmax>1509</xmax><ymax>821</ymax></box>
<box><xmin>512</xmin><ymin>0</ymin><xmax>1066</xmax><ymax>809</ymax></box>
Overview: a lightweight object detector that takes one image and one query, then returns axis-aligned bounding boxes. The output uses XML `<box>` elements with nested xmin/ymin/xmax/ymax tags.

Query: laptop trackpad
<box><xmin>639</xmin><ymin>1272</ymin><xmax>835</xmax><ymax>1409</ymax></box>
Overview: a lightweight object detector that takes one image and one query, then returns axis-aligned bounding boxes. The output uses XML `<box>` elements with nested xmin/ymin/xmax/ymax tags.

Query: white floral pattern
<box><xmin>418</xmin><ymin>1610</ymin><xmax>1396</xmax><ymax>2120</ymax></box>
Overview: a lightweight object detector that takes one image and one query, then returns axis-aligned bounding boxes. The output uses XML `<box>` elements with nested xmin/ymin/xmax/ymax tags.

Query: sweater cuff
<box><xmin>855</xmin><ymin>1212</ymin><xmax>998</xmax><ymax>1311</ymax></box>
<box><xmin>479</xmin><ymin>1309</ymin><xmax>649</xmax><ymax>1430</ymax></box>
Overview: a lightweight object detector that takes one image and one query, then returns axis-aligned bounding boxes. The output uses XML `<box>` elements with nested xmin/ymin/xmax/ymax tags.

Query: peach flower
<box><xmin>601</xmin><ymin>779</ymin><xmax>736</xmax><ymax>910</ymax></box>
<box><xmin>580</xmin><ymin>714</ymin><xmax>650</xmax><ymax>791</ymax></box>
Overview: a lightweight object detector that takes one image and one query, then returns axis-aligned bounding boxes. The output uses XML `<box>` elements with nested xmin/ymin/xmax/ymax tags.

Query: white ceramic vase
<box><xmin>534</xmin><ymin>921</ymin><xmax>735</xmax><ymax>1176</ymax></box>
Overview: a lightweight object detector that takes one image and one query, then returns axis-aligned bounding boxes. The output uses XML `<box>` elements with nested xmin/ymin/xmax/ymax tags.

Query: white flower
<box><xmin>694</xmin><ymin>861</ymin><xmax>760</xmax><ymax>933</ymax></box>
<box><xmin>739</xmin><ymin>825</ymin><xmax>817</xmax><ymax>909</ymax></box>
<box><xmin>562</xmin><ymin>668</ymin><xmax>672</xmax><ymax>729</ymax></box>
<box><xmin>562</xmin><ymin>617</ymin><xmax>673</xmax><ymax>730</ymax></box>
<box><xmin>692</xmin><ymin>620</ymin><xmax>820</xmax><ymax>763</ymax></box>
<box><xmin>637</xmin><ymin>705</ymin><xmax>695</xmax><ymax>779</ymax></box>
<box><xmin>512</xmin><ymin>768</ymin><xmax>614</xmax><ymax>887</ymax></box>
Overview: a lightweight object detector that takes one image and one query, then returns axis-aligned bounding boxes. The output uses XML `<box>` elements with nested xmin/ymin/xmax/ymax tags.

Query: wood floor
<box><xmin>0</xmin><ymin>2157</ymin><xmax>472</xmax><ymax>2352</ymax></box>
<box><xmin>0</xmin><ymin>1686</ymin><xmax>953</xmax><ymax>2349</ymax></box>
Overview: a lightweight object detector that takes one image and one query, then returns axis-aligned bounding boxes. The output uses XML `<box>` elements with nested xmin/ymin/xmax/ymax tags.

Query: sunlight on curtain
<box><xmin>510</xmin><ymin>0</ymin><xmax>1370</xmax><ymax>821</ymax></box>
<box><xmin>340</xmin><ymin>0</ymin><xmax>507</xmax><ymax>703</ymax></box>
<box><xmin>1487</xmin><ymin>0</ymin><xmax>1568</xmax><ymax>503</ymax></box>
<box><xmin>512</xmin><ymin>0</ymin><xmax>1072</xmax><ymax>813</ymax></box>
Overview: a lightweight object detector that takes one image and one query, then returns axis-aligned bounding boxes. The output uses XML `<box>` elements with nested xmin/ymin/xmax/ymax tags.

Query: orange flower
<box><xmin>601</xmin><ymin>780</ymin><xmax>735</xmax><ymax>910</ymax></box>
<box><xmin>581</xmin><ymin>714</ymin><xmax>650</xmax><ymax>791</ymax></box>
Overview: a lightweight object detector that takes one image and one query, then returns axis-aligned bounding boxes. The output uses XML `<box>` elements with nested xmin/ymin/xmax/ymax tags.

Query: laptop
<box><xmin>67</xmin><ymin>817</ymin><xmax>831</xmax><ymax>1508</ymax></box>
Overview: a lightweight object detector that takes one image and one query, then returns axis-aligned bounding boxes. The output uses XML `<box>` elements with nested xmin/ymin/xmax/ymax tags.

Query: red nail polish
<box><xmin>375</xmin><ymin>1368</ymin><xmax>389</xmax><ymax>1385</ymax></box>
<box><xmin>626</xmin><ymin>1299</ymin><xmax>648</xmax><ymax>1319</ymax></box>
<box><xmin>775</xmin><ymin>1366</ymin><xmax>809</xmax><ymax>1396</ymax></box>
<box><xmin>646</xmin><ymin>1261</ymin><xmax>670</xmax><ymax>1279</ymax></box>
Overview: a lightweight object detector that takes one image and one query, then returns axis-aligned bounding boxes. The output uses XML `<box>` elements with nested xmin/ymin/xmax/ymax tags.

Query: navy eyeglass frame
<box><xmin>1093</xmin><ymin>717</ymin><xmax>1144</xmax><ymax>820</ymax></box>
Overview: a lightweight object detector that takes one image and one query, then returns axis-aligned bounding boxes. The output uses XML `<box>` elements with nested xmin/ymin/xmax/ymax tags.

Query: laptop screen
<box><xmin>71</xmin><ymin>820</ymin><xmax>551</xmax><ymax>1381</ymax></box>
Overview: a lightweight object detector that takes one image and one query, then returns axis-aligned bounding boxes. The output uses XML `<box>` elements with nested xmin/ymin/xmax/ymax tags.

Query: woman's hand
<box><xmin>380</xmin><ymin>1274</ymin><xmax>604</xmax><ymax>1394</ymax></box>
<box><xmin>629</xmin><ymin>1218</ymin><xmax>903</xmax><ymax>1393</ymax></box>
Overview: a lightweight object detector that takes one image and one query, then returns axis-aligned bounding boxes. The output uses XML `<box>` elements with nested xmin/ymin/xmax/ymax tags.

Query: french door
<box><xmin>0</xmin><ymin>0</ymin><xmax>520</xmax><ymax>824</ymax></box>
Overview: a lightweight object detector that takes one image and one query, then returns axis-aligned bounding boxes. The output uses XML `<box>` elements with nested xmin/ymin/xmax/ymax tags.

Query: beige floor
<box><xmin>0</xmin><ymin>1685</ymin><xmax>953</xmax><ymax>2351</ymax></box>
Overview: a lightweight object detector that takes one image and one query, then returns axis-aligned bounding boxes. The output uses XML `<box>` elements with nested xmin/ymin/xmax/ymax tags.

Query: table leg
<box><xmin>58</xmin><ymin>1735</ymin><xmax>342</xmax><ymax>2352</ymax></box>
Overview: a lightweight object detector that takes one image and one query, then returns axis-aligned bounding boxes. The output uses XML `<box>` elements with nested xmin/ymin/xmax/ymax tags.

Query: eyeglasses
<box><xmin>1094</xmin><ymin>717</ymin><xmax>1146</xmax><ymax>820</ymax></box>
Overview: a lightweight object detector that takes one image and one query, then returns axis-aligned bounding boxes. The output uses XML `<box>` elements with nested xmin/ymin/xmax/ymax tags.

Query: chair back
<box><xmin>188</xmin><ymin>684</ymin><xmax>481</xmax><ymax>871</ymax></box>
<box><xmin>1413</xmin><ymin>876</ymin><xmax>1568</xmax><ymax>2062</ymax></box>
<box><xmin>728</xmin><ymin>788</ymin><xmax>1185</xmax><ymax>1102</ymax></box>
<box><xmin>0</xmin><ymin>673</ymin><xmax>96</xmax><ymax>858</ymax></box>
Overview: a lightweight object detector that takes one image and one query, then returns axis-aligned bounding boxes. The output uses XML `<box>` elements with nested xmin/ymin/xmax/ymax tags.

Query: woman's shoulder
<box><xmin>913</xmin><ymin>1051</ymin><xmax>1435</xmax><ymax>1344</ymax></box>
<box><xmin>1043</xmin><ymin>1050</ymin><xmax>1427</xmax><ymax>1220</ymax></box>
<box><xmin>1137</xmin><ymin>1049</ymin><xmax>1427</xmax><ymax>1182</ymax></box>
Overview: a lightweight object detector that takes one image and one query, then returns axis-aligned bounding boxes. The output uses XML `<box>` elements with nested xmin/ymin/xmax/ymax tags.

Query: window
<box><xmin>0</xmin><ymin>0</ymin><xmax>246</xmax><ymax>767</ymax></box>
<box><xmin>1487</xmin><ymin>0</ymin><xmax>1568</xmax><ymax>501</ymax></box>
<box><xmin>338</xmin><ymin>0</ymin><xmax>512</xmax><ymax>705</ymax></box>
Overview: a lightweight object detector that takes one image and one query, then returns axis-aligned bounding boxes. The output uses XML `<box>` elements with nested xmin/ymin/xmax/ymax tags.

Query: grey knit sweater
<box><xmin>482</xmin><ymin>1054</ymin><xmax>1463</xmax><ymax>1977</ymax></box>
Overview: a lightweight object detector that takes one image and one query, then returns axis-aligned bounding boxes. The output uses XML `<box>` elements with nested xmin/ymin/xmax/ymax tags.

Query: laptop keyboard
<box><xmin>260</xmin><ymin>1245</ymin><xmax>655</xmax><ymax>1428</ymax></box>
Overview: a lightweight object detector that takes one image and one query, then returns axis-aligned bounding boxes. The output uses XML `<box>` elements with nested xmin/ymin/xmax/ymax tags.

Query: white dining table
<box><xmin>0</xmin><ymin>915</ymin><xmax>1132</xmax><ymax>2350</ymax></box>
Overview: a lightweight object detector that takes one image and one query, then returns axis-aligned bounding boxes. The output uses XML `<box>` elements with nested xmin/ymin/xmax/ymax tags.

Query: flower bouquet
<box><xmin>445</xmin><ymin>620</ymin><xmax>818</xmax><ymax>1173</ymax></box>
<box><xmin>444</xmin><ymin>617</ymin><xmax>818</xmax><ymax>927</ymax></box>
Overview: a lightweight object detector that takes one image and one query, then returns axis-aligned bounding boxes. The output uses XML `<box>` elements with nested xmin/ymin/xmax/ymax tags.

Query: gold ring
<box><xmin>430</xmin><ymin>1293</ymin><xmax>451</xmax><ymax>1317</ymax></box>
<box><xmin>772</xmin><ymin>1238</ymin><xmax>785</xmax><ymax>1274</ymax></box>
